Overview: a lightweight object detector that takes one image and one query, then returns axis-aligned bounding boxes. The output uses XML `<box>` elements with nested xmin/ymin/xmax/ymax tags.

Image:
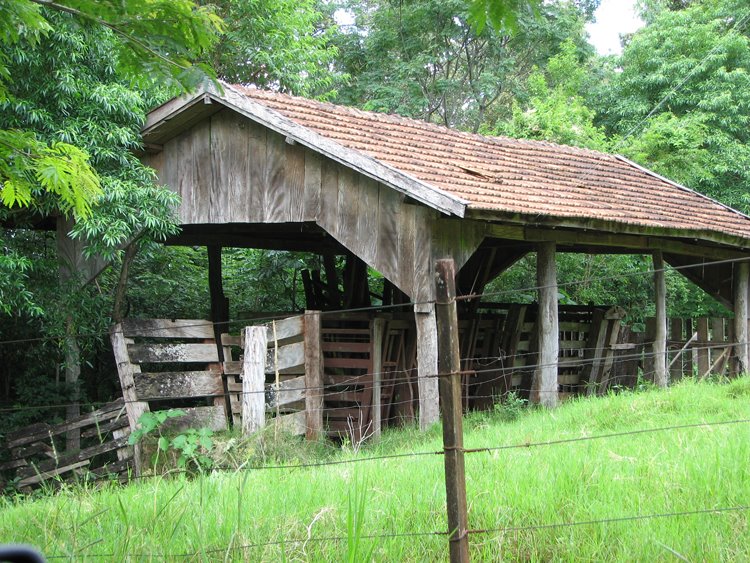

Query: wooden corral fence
<box><xmin>228</xmin><ymin>312</ymin><xmax>413</xmax><ymax>442</ymax></box>
<box><xmin>458</xmin><ymin>304</ymin><xmax>629</xmax><ymax>402</ymax></box>
<box><xmin>0</xmin><ymin>399</ymin><xmax>132</xmax><ymax>491</ymax></box>
<box><xmin>646</xmin><ymin>316</ymin><xmax>741</xmax><ymax>381</ymax></box>
<box><xmin>110</xmin><ymin>318</ymin><xmax>230</xmax><ymax>437</ymax></box>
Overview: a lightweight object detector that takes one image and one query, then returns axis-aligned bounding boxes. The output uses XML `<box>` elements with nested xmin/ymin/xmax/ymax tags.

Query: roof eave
<box><xmin>464</xmin><ymin>207</ymin><xmax>750</xmax><ymax>253</ymax></box>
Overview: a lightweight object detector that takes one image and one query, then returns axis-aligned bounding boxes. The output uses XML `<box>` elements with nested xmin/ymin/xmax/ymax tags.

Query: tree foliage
<box><xmin>599</xmin><ymin>0</ymin><xmax>750</xmax><ymax>210</ymax></box>
<box><xmin>206</xmin><ymin>0</ymin><xmax>341</xmax><ymax>98</ymax></box>
<box><xmin>0</xmin><ymin>0</ymin><xmax>221</xmax><ymax>216</ymax></box>
<box><xmin>492</xmin><ymin>39</ymin><xmax>607</xmax><ymax>149</ymax></box>
<box><xmin>334</xmin><ymin>0</ymin><xmax>594</xmax><ymax>132</ymax></box>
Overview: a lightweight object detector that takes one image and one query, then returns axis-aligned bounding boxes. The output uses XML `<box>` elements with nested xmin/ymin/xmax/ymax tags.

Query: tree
<box><xmin>492</xmin><ymin>39</ymin><xmax>607</xmax><ymax>149</ymax></box>
<box><xmin>0</xmin><ymin>0</ymin><xmax>221</xmax><ymax>216</ymax></box>
<box><xmin>598</xmin><ymin>0</ymin><xmax>750</xmax><ymax>211</ymax></box>
<box><xmin>206</xmin><ymin>0</ymin><xmax>341</xmax><ymax>98</ymax></box>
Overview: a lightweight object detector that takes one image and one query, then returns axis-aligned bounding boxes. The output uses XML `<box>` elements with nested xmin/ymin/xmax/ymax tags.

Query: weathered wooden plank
<box><xmin>414</xmin><ymin>210</ymin><xmax>437</xmax><ymax>306</ymax></box>
<box><xmin>135</xmin><ymin>370</ymin><xmax>223</xmax><ymax>400</ymax></box>
<box><xmin>357</xmin><ymin>177</ymin><xmax>380</xmax><ymax>266</ymax></box>
<box><xmin>304</xmin><ymin>310</ymin><xmax>324</xmax><ymax>440</ymax></box>
<box><xmin>265</xmin><ymin>375</ymin><xmax>305</xmax><ymax>410</ymax></box>
<box><xmin>127</xmin><ymin>343</ymin><xmax>219</xmax><ymax>364</ymax></box>
<box><xmin>265</xmin><ymin>315</ymin><xmax>304</xmax><ymax>343</ymax></box>
<box><xmin>223</xmin><ymin>361</ymin><xmax>242</xmax><ymax>375</ymax></box>
<box><xmin>318</xmin><ymin>159</ymin><xmax>340</xmax><ymax>239</ymax></box>
<box><xmin>321</xmin><ymin>342</ymin><xmax>372</xmax><ymax>353</ymax></box>
<box><xmin>120</xmin><ymin>319</ymin><xmax>215</xmax><ymax>339</ymax></box>
<box><xmin>18</xmin><ymin>461</ymin><xmax>91</xmax><ymax>488</ymax></box>
<box><xmin>265</xmin><ymin>341</ymin><xmax>305</xmax><ymax>373</ymax></box>
<box><xmin>209</xmin><ymin>109</ymin><xmax>251</xmax><ymax>223</ymax></box>
<box><xmin>323</xmin><ymin>358</ymin><xmax>373</xmax><ymax>369</ymax></box>
<box><xmin>302</xmin><ymin>150</ymin><xmax>322</xmax><ymax>221</ymax></box>
<box><xmin>247</xmin><ymin>120</ymin><xmax>267</xmax><ymax>223</ymax></box>
<box><xmin>265</xmin><ymin>129</ymin><xmax>288</xmax><ymax>222</ymax></box>
<box><xmin>16</xmin><ymin>436</ymin><xmax>129</xmax><ymax>480</ymax></box>
<box><xmin>338</xmin><ymin>167</ymin><xmax>361</xmax><ymax>248</ymax></box>
<box><xmin>276</xmin><ymin>411</ymin><xmax>306</xmax><ymax>436</ymax></box>
<box><xmin>286</xmin><ymin>142</ymin><xmax>307</xmax><ymax>222</ymax></box>
<box><xmin>110</xmin><ymin>325</ymin><xmax>148</xmax><ymax>476</ymax></box>
<box><xmin>242</xmin><ymin>326</ymin><xmax>267</xmax><ymax>435</ymax></box>
<box><xmin>377</xmin><ymin>184</ymin><xmax>405</xmax><ymax>294</ymax></box>
<box><xmin>159</xmin><ymin>406</ymin><xmax>227</xmax><ymax>433</ymax></box>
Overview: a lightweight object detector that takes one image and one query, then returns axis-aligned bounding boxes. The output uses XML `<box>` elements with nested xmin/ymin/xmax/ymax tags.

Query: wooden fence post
<box><xmin>371</xmin><ymin>318</ymin><xmax>386</xmax><ymax>439</ymax></box>
<box><xmin>435</xmin><ymin>259</ymin><xmax>470</xmax><ymax>563</ymax></box>
<box><xmin>304</xmin><ymin>310</ymin><xmax>324</xmax><ymax>440</ymax></box>
<box><xmin>531</xmin><ymin>242</ymin><xmax>559</xmax><ymax>407</ymax></box>
<box><xmin>242</xmin><ymin>326</ymin><xmax>267</xmax><ymax>435</ymax></box>
<box><xmin>734</xmin><ymin>261</ymin><xmax>749</xmax><ymax>374</ymax></box>
<box><xmin>653</xmin><ymin>251</ymin><xmax>668</xmax><ymax>387</ymax></box>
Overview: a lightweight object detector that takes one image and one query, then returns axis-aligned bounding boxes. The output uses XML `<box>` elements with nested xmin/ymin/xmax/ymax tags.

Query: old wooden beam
<box><xmin>415</xmin><ymin>303</ymin><xmax>440</xmax><ymax>430</ymax></box>
<box><xmin>110</xmin><ymin>324</ymin><xmax>149</xmax><ymax>475</ymax></box>
<box><xmin>371</xmin><ymin>318</ymin><xmax>386</xmax><ymax>439</ymax></box>
<box><xmin>242</xmin><ymin>326</ymin><xmax>267</xmax><ymax>435</ymax></box>
<box><xmin>435</xmin><ymin>259</ymin><xmax>470</xmax><ymax>562</ymax></box>
<box><xmin>734</xmin><ymin>261</ymin><xmax>749</xmax><ymax>374</ymax></box>
<box><xmin>304</xmin><ymin>311</ymin><xmax>324</xmax><ymax>440</ymax></box>
<box><xmin>653</xmin><ymin>251</ymin><xmax>668</xmax><ymax>387</ymax></box>
<box><xmin>531</xmin><ymin>242</ymin><xmax>559</xmax><ymax>407</ymax></box>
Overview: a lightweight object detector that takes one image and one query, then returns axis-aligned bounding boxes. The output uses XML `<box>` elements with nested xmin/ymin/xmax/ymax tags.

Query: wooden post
<box><xmin>531</xmin><ymin>242</ymin><xmax>558</xmax><ymax>407</ymax></box>
<box><xmin>304</xmin><ymin>310</ymin><xmax>324</xmax><ymax>440</ymax></box>
<box><xmin>207</xmin><ymin>245</ymin><xmax>230</xmax><ymax>349</ymax></box>
<box><xmin>110</xmin><ymin>324</ymin><xmax>149</xmax><ymax>475</ymax></box>
<box><xmin>734</xmin><ymin>261</ymin><xmax>749</xmax><ymax>374</ymax></box>
<box><xmin>242</xmin><ymin>326</ymin><xmax>267</xmax><ymax>435</ymax></box>
<box><xmin>653</xmin><ymin>251</ymin><xmax>668</xmax><ymax>387</ymax></box>
<box><xmin>435</xmin><ymin>259</ymin><xmax>470</xmax><ymax>563</ymax></box>
<box><xmin>415</xmin><ymin>303</ymin><xmax>440</xmax><ymax>430</ymax></box>
<box><xmin>371</xmin><ymin>318</ymin><xmax>386</xmax><ymax>439</ymax></box>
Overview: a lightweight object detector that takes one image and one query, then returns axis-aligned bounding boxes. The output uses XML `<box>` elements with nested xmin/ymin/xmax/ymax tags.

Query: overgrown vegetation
<box><xmin>1</xmin><ymin>378</ymin><xmax>748</xmax><ymax>560</ymax></box>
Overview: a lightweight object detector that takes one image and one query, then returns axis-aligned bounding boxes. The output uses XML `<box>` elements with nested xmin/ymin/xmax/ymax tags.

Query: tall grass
<box><xmin>1</xmin><ymin>377</ymin><xmax>749</xmax><ymax>561</ymax></box>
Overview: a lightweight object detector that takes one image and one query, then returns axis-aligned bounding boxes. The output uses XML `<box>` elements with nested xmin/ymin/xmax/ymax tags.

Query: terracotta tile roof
<box><xmin>233</xmin><ymin>85</ymin><xmax>750</xmax><ymax>242</ymax></box>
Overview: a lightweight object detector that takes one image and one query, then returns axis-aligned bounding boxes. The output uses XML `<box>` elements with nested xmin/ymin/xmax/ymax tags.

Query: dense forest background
<box><xmin>1</xmin><ymin>0</ymin><xmax>749</xmax><ymax>429</ymax></box>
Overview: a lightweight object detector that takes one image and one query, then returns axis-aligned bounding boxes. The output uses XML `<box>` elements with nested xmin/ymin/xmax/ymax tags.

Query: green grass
<box><xmin>2</xmin><ymin>377</ymin><xmax>750</xmax><ymax>561</ymax></box>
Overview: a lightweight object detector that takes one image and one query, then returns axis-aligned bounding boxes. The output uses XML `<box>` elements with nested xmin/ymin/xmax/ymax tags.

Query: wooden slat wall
<box><xmin>0</xmin><ymin>399</ymin><xmax>133</xmax><ymax>491</ymax></box>
<box><xmin>151</xmin><ymin>109</ymin><xmax>487</xmax><ymax>303</ymax></box>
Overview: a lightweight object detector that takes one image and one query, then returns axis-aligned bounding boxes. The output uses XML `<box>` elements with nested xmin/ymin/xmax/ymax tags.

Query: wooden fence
<box><xmin>0</xmin><ymin>399</ymin><xmax>133</xmax><ymax>491</ymax></box>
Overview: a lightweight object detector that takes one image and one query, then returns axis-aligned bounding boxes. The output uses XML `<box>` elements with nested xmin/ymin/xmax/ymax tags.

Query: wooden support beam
<box><xmin>435</xmin><ymin>259</ymin><xmax>470</xmax><ymax>563</ymax></box>
<box><xmin>485</xmin><ymin>223</ymin><xmax>749</xmax><ymax>260</ymax></box>
<box><xmin>304</xmin><ymin>311</ymin><xmax>324</xmax><ymax>440</ymax></box>
<box><xmin>531</xmin><ymin>242</ymin><xmax>559</xmax><ymax>407</ymax></box>
<box><xmin>734</xmin><ymin>261</ymin><xmax>749</xmax><ymax>374</ymax></box>
<box><xmin>415</xmin><ymin>303</ymin><xmax>440</xmax><ymax>430</ymax></box>
<box><xmin>242</xmin><ymin>326</ymin><xmax>267</xmax><ymax>435</ymax></box>
<box><xmin>653</xmin><ymin>251</ymin><xmax>668</xmax><ymax>387</ymax></box>
<box><xmin>207</xmin><ymin>246</ymin><xmax>229</xmax><ymax>350</ymax></box>
<box><xmin>371</xmin><ymin>318</ymin><xmax>386</xmax><ymax>439</ymax></box>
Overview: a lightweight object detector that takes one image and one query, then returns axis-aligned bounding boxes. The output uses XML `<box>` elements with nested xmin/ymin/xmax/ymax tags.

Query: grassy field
<box><xmin>2</xmin><ymin>377</ymin><xmax>750</xmax><ymax>561</ymax></box>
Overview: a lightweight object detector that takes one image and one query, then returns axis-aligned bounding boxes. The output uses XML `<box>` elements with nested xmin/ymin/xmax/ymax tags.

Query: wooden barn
<box><xmin>107</xmin><ymin>82</ymin><xmax>750</xmax><ymax>444</ymax></box>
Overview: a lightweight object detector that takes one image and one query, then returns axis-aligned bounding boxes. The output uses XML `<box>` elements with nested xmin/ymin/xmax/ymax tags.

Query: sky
<box><xmin>586</xmin><ymin>0</ymin><xmax>645</xmax><ymax>55</ymax></box>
